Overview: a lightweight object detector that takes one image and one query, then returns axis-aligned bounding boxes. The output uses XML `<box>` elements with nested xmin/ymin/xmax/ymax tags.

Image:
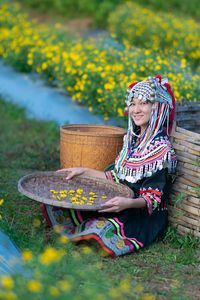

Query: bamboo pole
<box><xmin>168</xmin><ymin>217</ymin><xmax>200</xmax><ymax>234</ymax></box>
<box><xmin>176</xmin><ymin>154</ymin><xmax>195</xmax><ymax>165</ymax></box>
<box><xmin>168</xmin><ymin>199</ymin><xmax>200</xmax><ymax>213</ymax></box>
<box><xmin>172</xmin><ymin>138</ymin><xmax>200</xmax><ymax>153</ymax></box>
<box><xmin>168</xmin><ymin>214</ymin><xmax>200</xmax><ymax>230</ymax></box>
<box><xmin>176</xmin><ymin>166</ymin><xmax>200</xmax><ymax>178</ymax></box>
<box><xmin>175</xmin><ymin>150</ymin><xmax>199</xmax><ymax>163</ymax></box>
<box><xmin>176</xmin><ymin>175</ymin><xmax>200</xmax><ymax>187</ymax></box>
<box><xmin>177</xmin><ymin>224</ymin><xmax>200</xmax><ymax>238</ymax></box>
<box><xmin>172</xmin><ymin>131</ymin><xmax>200</xmax><ymax>145</ymax></box>
<box><xmin>176</xmin><ymin>163</ymin><xmax>200</xmax><ymax>175</ymax></box>
<box><xmin>174</xmin><ymin>203</ymin><xmax>200</xmax><ymax>216</ymax></box>
<box><xmin>175</xmin><ymin>126</ymin><xmax>200</xmax><ymax>140</ymax></box>
<box><xmin>171</xmin><ymin>185</ymin><xmax>198</xmax><ymax>197</ymax></box>
<box><xmin>169</xmin><ymin>191</ymin><xmax>200</xmax><ymax>207</ymax></box>
<box><xmin>168</xmin><ymin>202</ymin><xmax>200</xmax><ymax>216</ymax></box>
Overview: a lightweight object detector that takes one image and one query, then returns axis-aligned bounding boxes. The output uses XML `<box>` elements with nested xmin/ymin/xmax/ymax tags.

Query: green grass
<box><xmin>0</xmin><ymin>98</ymin><xmax>199</xmax><ymax>299</ymax></box>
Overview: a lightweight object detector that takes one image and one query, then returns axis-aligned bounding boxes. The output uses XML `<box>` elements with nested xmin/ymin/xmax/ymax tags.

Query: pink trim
<box><xmin>76</xmin><ymin>211</ymin><xmax>84</xmax><ymax>223</ymax></box>
<box><xmin>153</xmin><ymin>195</ymin><xmax>162</xmax><ymax>203</ymax></box>
<box><xmin>113</xmin><ymin>218</ymin><xmax>144</xmax><ymax>247</ymax></box>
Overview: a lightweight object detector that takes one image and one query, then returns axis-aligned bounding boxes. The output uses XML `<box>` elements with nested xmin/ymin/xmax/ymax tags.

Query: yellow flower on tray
<box><xmin>77</xmin><ymin>189</ymin><xmax>83</xmax><ymax>194</ymax></box>
<box><xmin>71</xmin><ymin>197</ymin><xmax>77</xmax><ymax>201</ymax></box>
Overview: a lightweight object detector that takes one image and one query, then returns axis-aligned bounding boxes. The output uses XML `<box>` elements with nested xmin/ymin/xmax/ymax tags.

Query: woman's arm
<box><xmin>99</xmin><ymin>196</ymin><xmax>146</xmax><ymax>213</ymax></box>
<box><xmin>57</xmin><ymin>167</ymin><xmax>106</xmax><ymax>180</ymax></box>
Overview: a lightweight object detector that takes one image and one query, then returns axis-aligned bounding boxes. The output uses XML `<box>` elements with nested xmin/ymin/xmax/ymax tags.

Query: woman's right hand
<box><xmin>56</xmin><ymin>167</ymin><xmax>87</xmax><ymax>180</ymax></box>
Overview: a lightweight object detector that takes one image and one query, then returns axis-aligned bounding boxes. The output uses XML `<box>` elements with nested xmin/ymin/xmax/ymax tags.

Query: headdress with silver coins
<box><xmin>125</xmin><ymin>76</ymin><xmax>173</xmax><ymax>109</ymax></box>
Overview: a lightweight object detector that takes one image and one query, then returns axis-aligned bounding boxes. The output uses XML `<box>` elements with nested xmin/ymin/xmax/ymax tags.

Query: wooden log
<box><xmin>168</xmin><ymin>214</ymin><xmax>200</xmax><ymax>230</ymax></box>
<box><xmin>172</xmin><ymin>131</ymin><xmax>200</xmax><ymax>145</ymax></box>
<box><xmin>176</xmin><ymin>176</ymin><xmax>199</xmax><ymax>187</ymax></box>
<box><xmin>175</xmin><ymin>150</ymin><xmax>199</xmax><ymax>162</ymax></box>
<box><xmin>176</xmin><ymin>150</ymin><xmax>200</xmax><ymax>166</ymax></box>
<box><xmin>177</xmin><ymin>162</ymin><xmax>200</xmax><ymax>174</ymax></box>
<box><xmin>175</xmin><ymin>126</ymin><xmax>200</xmax><ymax>140</ymax></box>
<box><xmin>168</xmin><ymin>204</ymin><xmax>199</xmax><ymax>219</ymax></box>
<box><xmin>168</xmin><ymin>213</ymin><xmax>200</xmax><ymax>235</ymax></box>
<box><xmin>168</xmin><ymin>198</ymin><xmax>200</xmax><ymax>213</ymax></box>
<box><xmin>175</xmin><ymin>202</ymin><xmax>200</xmax><ymax>216</ymax></box>
<box><xmin>176</xmin><ymin>166</ymin><xmax>200</xmax><ymax>178</ymax></box>
<box><xmin>171</xmin><ymin>184</ymin><xmax>198</xmax><ymax>197</ymax></box>
<box><xmin>177</xmin><ymin>224</ymin><xmax>200</xmax><ymax>238</ymax></box>
<box><xmin>172</xmin><ymin>138</ymin><xmax>200</xmax><ymax>153</ymax></box>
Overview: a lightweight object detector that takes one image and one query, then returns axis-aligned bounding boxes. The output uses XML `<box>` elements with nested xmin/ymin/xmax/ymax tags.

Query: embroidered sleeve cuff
<box><xmin>140</xmin><ymin>188</ymin><xmax>162</xmax><ymax>215</ymax></box>
<box><xmin>104</xmin><ymin>170</ymin><xmax>119</xmax><ymax>183</ymax></box>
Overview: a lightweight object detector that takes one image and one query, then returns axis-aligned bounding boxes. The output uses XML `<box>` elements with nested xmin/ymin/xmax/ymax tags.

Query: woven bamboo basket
<box><xmin>60</xmin><ymin>124</ymin><xmax>126</xmax><ymax>171</ymax></box>
<box><xmin>169</xmin><ymin>124</ymin><xmax>200</xmax><ymax>238</ymax></box>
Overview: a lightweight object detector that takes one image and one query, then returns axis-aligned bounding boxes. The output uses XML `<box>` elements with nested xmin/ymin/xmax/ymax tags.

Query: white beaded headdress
<box><xmin>125</xmin><ymin>76</ymin><xmax>173</xmax><ymax>109</ymax></box>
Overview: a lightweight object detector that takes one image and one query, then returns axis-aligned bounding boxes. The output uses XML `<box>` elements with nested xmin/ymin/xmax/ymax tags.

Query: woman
<box><xmin>42</xmin><ymin>75</ymin><xmax>177</xmax><ymax>257</ymax></box>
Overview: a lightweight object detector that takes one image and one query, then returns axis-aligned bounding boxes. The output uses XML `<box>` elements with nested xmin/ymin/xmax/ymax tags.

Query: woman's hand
<box><xmin>56</xmin><ymin>167</ymin><xmax>87</xmax><ymax>180</ymax></box>
<box><xmin>98</xmin><ymin>196</ymin><xmax>146</xmax><ymax>213</ymax></box>
<box><xmin>98</xmin><ymin>197</ymin><xmax>133</xmax><ymax>213</ymax></box>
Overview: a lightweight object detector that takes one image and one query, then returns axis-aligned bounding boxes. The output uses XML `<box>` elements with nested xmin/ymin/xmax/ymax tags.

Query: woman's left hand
<box><xmin>98</xmin><ymin>197</ymin><xmax>133</xmax><ymax>213</ymax></box>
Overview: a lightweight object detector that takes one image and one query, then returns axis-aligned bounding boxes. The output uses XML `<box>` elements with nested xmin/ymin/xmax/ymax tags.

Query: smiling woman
<box><xmin>42</xmin><ymin>75</ymin><xmax>177</xmax><ymax>257</ymax></box>
<box><xmin>129</xmin><ymin>99</ymin><xmax>153</xmax><ymax>135</ymax></box>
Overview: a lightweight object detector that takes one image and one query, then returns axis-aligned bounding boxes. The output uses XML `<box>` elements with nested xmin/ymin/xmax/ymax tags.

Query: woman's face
<box><xmin>129</xmin><ymin>98</ymin><xmax>153</xmax><ymax>133</ymax></box>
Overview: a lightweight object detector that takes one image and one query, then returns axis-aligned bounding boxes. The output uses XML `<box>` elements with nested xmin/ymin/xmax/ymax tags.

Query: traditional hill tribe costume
<box><xmin>42</xmin><ymin>75</ymin><xmax>177</xmax><ymax>257</ymax></box>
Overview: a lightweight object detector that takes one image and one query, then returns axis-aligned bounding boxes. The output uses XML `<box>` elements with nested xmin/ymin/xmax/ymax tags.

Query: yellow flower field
<box><xmin>0</xmin><ymin>2</ymin><xmax>199</xmax><ymax>121</ymax></box>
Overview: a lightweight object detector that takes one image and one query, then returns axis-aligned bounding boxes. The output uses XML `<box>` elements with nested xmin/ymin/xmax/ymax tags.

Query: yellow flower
<box><xmin>119</xmin><ymin>279</ymin><xmax>130</xmax><ymax>290</ymax></box>
<box><xmin>57</xmin><ymin>280</ymin><xmax>71</xmax><ymax>291</ymax></box>
<box><xmin>80</xmin><ymin>245</ymin><xmax>92</xmax><ymax>254</ymax></box>
<box><xmin>117</xmin><ymin>107</ymin><xmax>124</xmax><ymax>117</ymax></box>
<box><xmin>141</xmin><ymin>293</ymin><xmax>156</xmax><ymax>300</ymax></box>
<box><xmin>0</xmin><ymin>199</ymin><xmax>4</xmax><ymax>206</ymax></box>
<box><xmin>41</xmin><ymin>62</ymin><xmax>47</xmax><ymax>70</ymax></box>
<box><xmin>1</xmin><ymin>275</ymin><xmax>14</xmax><ymax>289</ymax></box>
<box><xmin>109</xmin><ymin>288</ymin><xmax>121</xmax><ymax>298</ymax></box>
<box><xmin>32</xmin><ymin>218</ymin><xmax>41</xmax><ymax>227</ymax></box>
<box><xmin>27</xmin><ymin>280</ymin><xmax>42</xmax><ymax>292</ymax></box>
<box><xmin>59</xmin><ymin>235</ymin><xmax>69</xmax><ymax>244</ymax></box>
<box><xmin>22</xmin><ymin>250</ymin><xmax>32</xmax><ymax>262</ymax></box>
<box><xmin>39</xmin><ymin>247</ymin><xmax>65</xmax><ymax>264</ymax></box>
<box><xmin>89</xmin><ymin>107</ymin><xmax>93</xmax><ymax>111</ymax></box>
<box><xmin>49</xmin><ymin>286</ymin><xmax>60</xmax><ymax>296</ymax></box>
<box><xmin>55</xmin><ymin>23</ymin><xmax>61</xmax><ymax>29</ymax></box>
<box><xmin>27</xmin><ymin>59</ymin><xmax>33</xmax><ymax>65</ymax></box>
<box><xmin>53</xmin><ymin>224</ymin><xmax>64</xmax><ymax>233</ymax></box>
<box><xmin>71</xmin><ymin>197</ymin><xmax>77</xmax><ymax>201</ymax></box>
<box><xmin>134</xmin><ymin>284</ymin><xmax>144</xmax><ymax>292</ymax></box>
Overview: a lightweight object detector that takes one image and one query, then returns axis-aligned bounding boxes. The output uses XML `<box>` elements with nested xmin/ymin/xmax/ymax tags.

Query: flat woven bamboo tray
<box><xmin>18</xmin><ymin>171</ymin><xmax>134</xmax><ymax>211</ymax></box>
<box><xmin>169</xmin><ymin>124</ymin><xmax>200</xmax><ymax>238</ymax></box>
